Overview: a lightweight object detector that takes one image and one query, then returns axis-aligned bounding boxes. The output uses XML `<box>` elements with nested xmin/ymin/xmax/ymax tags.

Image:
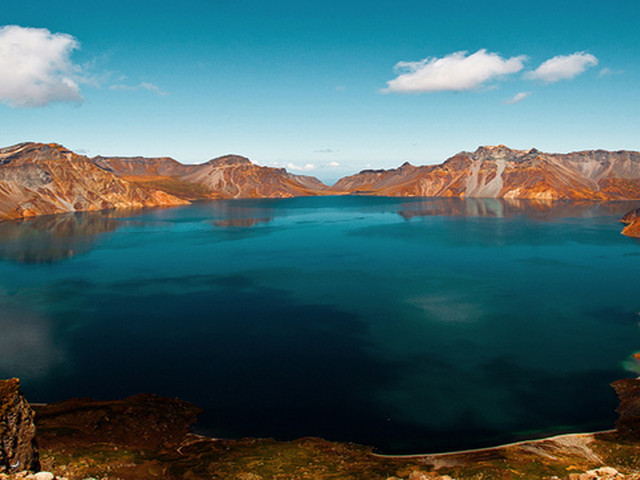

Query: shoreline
<box><xmin>371</xmin><ymin>429</ymin><xmax>616</xmax><ymax>459</ymax></box>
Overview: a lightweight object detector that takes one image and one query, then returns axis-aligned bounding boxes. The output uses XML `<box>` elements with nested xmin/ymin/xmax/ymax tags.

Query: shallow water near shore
<box><xmin>0</xmin><ymin>196</ymin><xmax>639</xmax><ymax>453</ymax></box>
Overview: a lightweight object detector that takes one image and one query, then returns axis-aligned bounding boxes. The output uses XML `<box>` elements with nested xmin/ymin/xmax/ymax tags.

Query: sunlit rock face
<box><xmin>621</xmin><ymin>207</ymin><xmax>640</xmax><ymax>238</ymax></box>
<box><xmin>334</xmin><ymin>146</ymin><xmax>640</xmax><ymax>200</ymax></box>
<box><xmin>3</xmin><ymin>142</ymin><xmax>640</xmax><ymax>222</ymax></box>
<box><xmin>0</xmin><ymin>143</ymin><xmax>189</xmax><ymax>221</ymax></box>
<box><xmin>0</xmin><ymin>379</ymin><xmax>40</xmax><ymax>473</ymax></box>
<box><xmin>94</xmin><ymin>153</ymin><xmax>331</xmax><ymax>200</ymax></box>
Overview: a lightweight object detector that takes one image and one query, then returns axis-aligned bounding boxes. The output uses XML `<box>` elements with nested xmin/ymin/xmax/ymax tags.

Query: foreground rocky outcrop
<box><xmin>0</xmin><ymin>379</ymin><xmax>39</xmax><ymax>473</ymax></box>
<box><xmin>621</xmin><ymin>208</ymin><xmax>640</xmax><ymax>238</ymax></box>
<box><xmin>612</xmin><ymin>377</ymin><xmax>640</xmax><ymax>439</ymax></box>
<box><xmin>0</xmin><ymin>143</ymin><xmax>188</xmax><ymax>221</ymax></box>
<box><xmin>334</xmin><ymin>146</ymin><xmax>640</xmax><ymax>201</ymax></box>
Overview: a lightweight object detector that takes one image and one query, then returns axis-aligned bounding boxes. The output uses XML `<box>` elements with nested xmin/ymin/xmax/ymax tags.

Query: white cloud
<box><xmin>328</xmin><ymin>161</ymin><xmax>340</xmax><ymax>167</ymax></box>
<box><xmin>504</xmin><ymin>91</ymin><xmax>532</xmax><ymax>104</ymax></box>
<box><xmin>383</xmin><ymin>49</ymin><xmax>527</xmax><ymax>93</ymax></box>
<box><xmin>286</xmin><ymin>162</ymin><xmax>316</xmax><ymax>171</ymax></box>
<box><xmin>110</xmin><ymin>82</ymin><xmax>167</xmax><ymax>95</ymax></box>
<box><xmin>526</xmin><ymin>52</ymin><xmax>598</xmax><ymax>83</ymax></box>
<box><xmin>0</xmin><ymin>25</ymin><xmax>83</xmax><ymax>107</ymax></box>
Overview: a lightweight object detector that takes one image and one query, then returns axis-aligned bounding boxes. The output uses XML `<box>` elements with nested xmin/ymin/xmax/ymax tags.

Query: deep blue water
<box><xmin>0</xmin><ymin>196</ymin><xmax>639</xmax><ymax>453</ymax></box>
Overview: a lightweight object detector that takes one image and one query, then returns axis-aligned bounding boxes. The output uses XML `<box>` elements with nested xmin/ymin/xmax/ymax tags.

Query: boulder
<box><xmin>0</xmin><ymin>379</ymin><xmax>39</xmax><ymax>473</ymax></box>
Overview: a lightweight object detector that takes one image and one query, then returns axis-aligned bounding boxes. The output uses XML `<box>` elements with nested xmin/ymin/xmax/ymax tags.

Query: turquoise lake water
<box><xmin>0</xmin><ymin>196</ymin><xmax>639</xmax><ymax>453</ymax></box>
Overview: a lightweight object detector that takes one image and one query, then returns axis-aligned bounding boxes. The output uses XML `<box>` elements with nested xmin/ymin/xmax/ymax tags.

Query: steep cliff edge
<box><xmin>611</xmin><ymin>377</ymin><xmax>640</xmax><ymax>439</ymax></box>
<box><xmin>621</xmin><ymin>207</ymin><xmax>640</xmax><ymax>238</ymax></box>
<box><xmin>0</xmin><ymin>143</ymin><xmax>188</xmax><ymax>221</ymax></box>
<box><xmin>0</xmin><ymin>379</ymin><xmax>39</xmax><ymax>473</ymax></box>
<box><xmin>334</xmin><ymin>146</ymin><xmax>640</xmax><ymax>201</ymax></box>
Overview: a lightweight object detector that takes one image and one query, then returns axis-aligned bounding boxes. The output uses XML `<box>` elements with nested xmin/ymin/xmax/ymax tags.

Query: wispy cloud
<box><xmin>314</xmin><ymin>148</ymin><xmax>340</xmax><ymax>153</ymax></box>
<box><xmin>110</xmin><ymin>82</ymin><xmax>167</xmax><ymax>95</ymax></box>
<box><xmin>328</xmin><ymin>161</ymin><xmax>340</xmax><ymax>167</ymax></box>
<box><xmin>286</xmin><ymin>162</ymin><xmax>316</xmax><ymax>171</ymax></box>
<box><xmin>383</xmin><ymin>49</ymin><xmax>526</xmax><ymax>94</ymax></box>
<box><xmin>0</xmin><ymin>25</ymin><xmax>83</xmax><ymax>107</ymax></box>
<box><xmin>504</xmin><ymin>91</ymin><xmax>532</xmax><ymax>105</ymax></box>
<box><xmin>598</xmin><ymin>67</ymin><xmax>623</xmax><ymax>77</ymax></box>
<box><xmin>526</xmin><ymin>52</ymin><xmax>598</xmax><ymax>83</ymax></box>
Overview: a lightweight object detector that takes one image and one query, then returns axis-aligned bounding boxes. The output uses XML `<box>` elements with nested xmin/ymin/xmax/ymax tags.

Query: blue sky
<box><xmin>2</xmin><ymin>0</ymin><xmax>639</xmax><ymax>183</ymax></box>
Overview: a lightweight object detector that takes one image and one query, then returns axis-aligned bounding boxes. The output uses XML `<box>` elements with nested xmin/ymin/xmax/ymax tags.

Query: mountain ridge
<box><xmin>0</xmin><ymin>143</ymin><xmax>189</xmax><ymax>221</ymax></box>
<box><xmin>334</xmin><ymin>145</ymin><xmax>640</xmax><ymax>200</ymax></box>
<box><xmin>2</xmin><ymin>143</ymin><xmax>640</xmax><ymax>238</ymax></box>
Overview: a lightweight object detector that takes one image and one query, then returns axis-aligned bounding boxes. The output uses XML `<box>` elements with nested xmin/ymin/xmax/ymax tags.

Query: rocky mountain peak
<box><xmin>471</xmin><ymin>145</ymin><xmax>540</xmax><ymax>163</ymax></box>
<box><xmin>399</xmin><ymin>161</ymin><xmax>414</xmax><ymax>169</ymax></box>
<box><xmin>0</xmin><ymin>142</ymin><xmax>76</xmax><ymax>165</ymax></box>
<box><xmin>206</xmin><ymin>155</ymin><xmax>253</xmax><ymax>167</ymax></box>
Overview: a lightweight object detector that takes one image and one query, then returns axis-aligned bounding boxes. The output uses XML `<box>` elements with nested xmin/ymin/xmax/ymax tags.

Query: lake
<box><xmin>0</xmin><ymin>196</ymin><xmax>639</xmax><ymax>453</ymax></box>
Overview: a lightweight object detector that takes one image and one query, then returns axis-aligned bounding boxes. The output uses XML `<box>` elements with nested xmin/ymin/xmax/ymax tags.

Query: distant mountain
<box><xmin>334</xmin><ymin>145</ymin><xmax>640</xmax><ymax>201</ymax></box>
<box><xmin>3</xmin><ymin>142</ymin><xmax>640</xmax><ymax>224</ymax></box>
<box><xmin>94</xmin><ymin>153</ymin><xmax>330</xmax><ymax>200</ymax></box>
<box><xmin>0</xmin><ymin>143</ymin><xmax>188</xmax><ymax>221</ymax></box>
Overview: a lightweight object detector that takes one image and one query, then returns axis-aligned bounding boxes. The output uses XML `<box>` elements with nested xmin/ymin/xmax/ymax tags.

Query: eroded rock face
<box><xmin>612</xmin><ymin>377</ymin><xmax>640</xmax><ymax>439</ymax></box>
<box><xmin>95</xmin><ymin>153</ymin><xmax>331</xmax><ymax>201</ymax></box>
<box><xmin>0</xmin><ymin>378</ymin><xmax>39</xmax><ymax>473</ymax></box>
<box><xmin>0</xmin><ymin>143</ymin><xmax>189</xmax><ymax>222</ymax></box>
<box><xmin>334</xmin><ymin>146</ymin><xmax>640</xmax><ymax>200</ymax></box>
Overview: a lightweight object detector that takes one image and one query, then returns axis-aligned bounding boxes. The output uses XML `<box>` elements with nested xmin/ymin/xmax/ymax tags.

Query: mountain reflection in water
<box><xmin>0</xmin><ymin>212</ymin><xmax>121</xmax><ymax>263</ymax></box>
<box><xmin>397</xmin><ymin>197</ymin><xmax>637</xmax><ymax>221</ymax></box>
<box><xmin>0</xmin><ymin>198</ymin><xmax>635</xmax><ymax>263</ymax></box>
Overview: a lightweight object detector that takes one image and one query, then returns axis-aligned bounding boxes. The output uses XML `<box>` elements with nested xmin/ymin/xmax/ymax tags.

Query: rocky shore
<box><xmin>621</xmin><ymin>208</ymin><xmax>640</xmax><ymax>238</ymax></box>
<box><xmin>3</xmin><ymin>377</ymin><xmax>640</xmax><ymax>479</ymax></box>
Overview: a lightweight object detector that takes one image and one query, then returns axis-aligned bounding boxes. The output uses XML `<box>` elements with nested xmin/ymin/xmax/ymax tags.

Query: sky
<box><xmin>1</xmin><ymin>0</ymin><xmax>639</xmax><ymax>183</ymax></box>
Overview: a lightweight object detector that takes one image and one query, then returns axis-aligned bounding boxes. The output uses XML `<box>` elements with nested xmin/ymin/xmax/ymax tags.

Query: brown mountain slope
<box><xmin>0</xmin><ymin>143</ymin><xmax>188</xmax><ymax>221</ymax></box>
<box><xmin>621</xmin><ymin>207</ymin><xmax>640</xmax><ymax>238</ymax></box>
<box><xmin>94</xmin><ymin>153</ymin><xmax>331</xmax><ymax>200</ymax></box>
<box><xmin>334</xmin><ymin>146</ymin><xmax>640</xmax><ymax>200</ymax></box>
